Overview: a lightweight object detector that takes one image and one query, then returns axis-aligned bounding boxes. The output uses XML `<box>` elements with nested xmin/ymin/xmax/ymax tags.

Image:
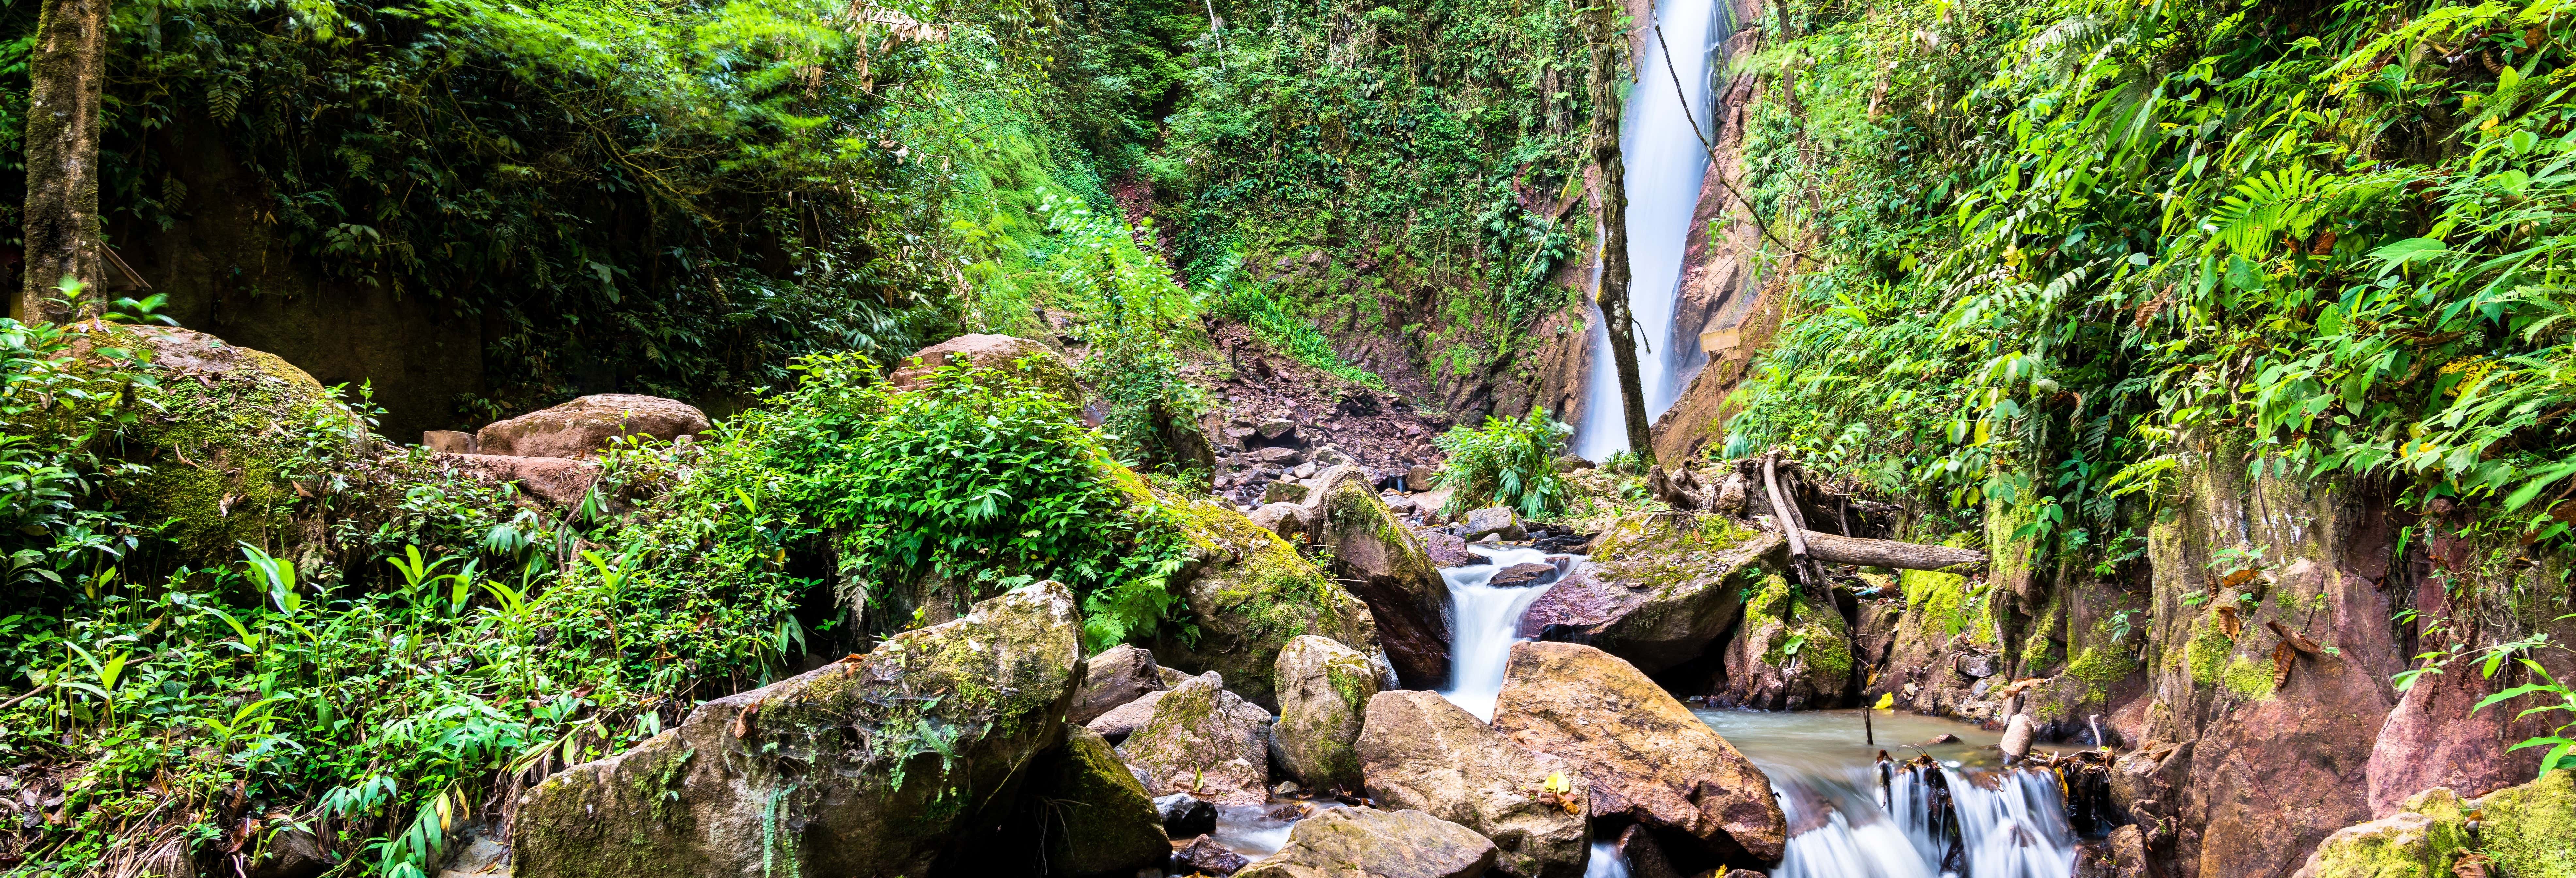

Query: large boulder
<box><xmin>1151</xmin><ymin>493</ymin><xmax>1384</xmax><ymax>708</ymax></box>
<box><xmin>1519</xmin><ymin>514</ymin><xmax>1788</xmax><ymax>673</ymax></box>
<box><xmin>1072</xmin><ymin>644</ymin><xmax>1166</xmax><ymax>725</ymax></box>
<box><xmin>67</xmin><ymin>325</ymin><xmax>368</xmax><ymax>561</ymax></box>
<box><xmin>510</xmin><ymin>581</ymin><xmax>1083</xmax><ymax>878</ymax></box>
<box><xmin>1462</xmin><ymin>506</ymin><xmax>1527</xmax><ymax>541</ymax></box>
<box><xmin>890</xmin><ymin>333</ymin><xmax>1083</xmax><ymax>403</ymax></box>
<box><xmin>434</xmin><ymin>454</ymin><xmax>602</xmax><ymax>507</ymax></box>
<box><xmin>1116</xmin><ymin>672</ymin><xmax>1275</xmax><ymax>806</ymax></box>
<box><xmin>1315</xmin><ymin>466</ymin><xmax>1453</xmax><ymax>688</ymax></box>
<box><xmin>1719</xmin><ymin>573</ymin><xmax>1856</xmax><ymax>710</ymax></box>
<box><xmin>1272</xmin><ymin>636</ymin><xmax>1382</xmax><ymax>793</ymax></box>
<box><xmin>1234</xmin><ymin>809</ymin><xmax>1499</xmax><ymax>878</ymax></box>
<box><xmin>1357</xmin><ymin>691</ymin><xmax>1591</xmax><ymax>878</ymax></box>
<box><xmin>1490</xmin><ymin>642</ymin><xmax>1785</xmax><ymax>865</ymax></box>
<box><xmin>475</xmin><ymin>393</ymin><xmax>709</xmax><ymax>458</ymax></box>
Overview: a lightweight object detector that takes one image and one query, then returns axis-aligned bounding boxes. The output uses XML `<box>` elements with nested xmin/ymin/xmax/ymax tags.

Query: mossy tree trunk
<box><xmin>16</xmin><ymin>0</ymin><xmax>107</xmax><ymax>324</ymax></box>
<box><xmin>1588</xmin><ymin>0</ymin><xmax>1655</xmax><ymax>468</ymax></box>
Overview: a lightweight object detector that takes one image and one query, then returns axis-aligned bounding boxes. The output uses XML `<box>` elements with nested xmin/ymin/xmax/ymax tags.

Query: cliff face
<box><xmin>1854</xmin><ymin>435</ymin><xmax>2575</xmax><ymax>877</ymax></box>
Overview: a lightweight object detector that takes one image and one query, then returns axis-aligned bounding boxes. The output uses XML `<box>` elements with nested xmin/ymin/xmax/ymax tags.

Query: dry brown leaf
<box><xmin>2221</xmin><ymin>568</ymin><xmax>2259</xmax><ymax>589</ymax></box>
<box><xmin>2270</xmin><ymin>641</ymin><xmax>2297</xmax><ymax>689</ymax></box>
<box><xmin>2266</xmin><ymin>619</ymin><xmax>2323</xmax><ymax>655</ymax></box>
<box><xmin>2217</xmin><ymin>605</ymin><xmax>2243</xmax><ymax>638</ymax></box>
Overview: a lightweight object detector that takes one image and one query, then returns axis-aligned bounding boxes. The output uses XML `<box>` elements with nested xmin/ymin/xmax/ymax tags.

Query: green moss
<box><xmin>2186</xmin><ymin>622</ymin><xmax>2234</xmax><ymax>687</ymax></box>
<box><xmin>1902</xmin><ymin>568</ymin><xmax>1975</xmax><ymax>639</ymax></box>
<box><xmin>2478</xmin><ymin>769</ymin><xmax>2576</xmax><ymax>877</ymax></box>
<box><xmin>2063</xmin><ymin>646</ymin><xmax>2138</xmax><ymax>700</ymax></box>
<box><xmin>2220</xmin><ymin>655</ymin><xmax>2277</xmax><ymax>700</ymax></box>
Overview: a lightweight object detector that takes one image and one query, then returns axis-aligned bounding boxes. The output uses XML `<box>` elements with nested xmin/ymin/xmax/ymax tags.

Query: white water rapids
<box><xmin>1574</xmin><ymin>0</ymin><xmax>1727</xmax><ymax>460</ymax></box>
<box><xmin>1434</xmin><ymin>548</ymin><xmax>2081</xmax><ymax>878</ymax></box>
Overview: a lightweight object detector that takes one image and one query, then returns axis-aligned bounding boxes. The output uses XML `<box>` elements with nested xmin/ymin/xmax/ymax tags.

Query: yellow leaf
<box><xmin>1874</xmin><ymin>693</ymin><xmax>1895</xmax><ymax>710</ymax></box>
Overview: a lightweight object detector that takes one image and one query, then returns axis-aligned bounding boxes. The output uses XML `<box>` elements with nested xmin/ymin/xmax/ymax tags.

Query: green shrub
<box><xmin>1212</xmin><ymin>285</ymin><xmax>1388</xmax><ymax>390</ymax></box>
<box><xmin>1433</xmin><ymin>407</ymin><xmax>1573</xmax><ymax>519</ymax></box>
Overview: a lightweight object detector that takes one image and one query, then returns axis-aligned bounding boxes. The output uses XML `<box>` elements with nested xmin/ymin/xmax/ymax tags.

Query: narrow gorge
<box><xmin>1</xmin><ymin>0</ymin><xmax>2571</xmax><ymax>877</ymax></box>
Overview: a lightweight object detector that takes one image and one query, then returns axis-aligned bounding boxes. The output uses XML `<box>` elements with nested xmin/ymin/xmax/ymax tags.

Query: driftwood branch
<box><xmin>1762</xmin><ymin>455</ymin><xmax>1810</xmax><ymax>562</ymax></box>
<box><xmin>1797</xmin><ymin>530</ymin><xmax>1986</xmax><ymax>572</ymax></box>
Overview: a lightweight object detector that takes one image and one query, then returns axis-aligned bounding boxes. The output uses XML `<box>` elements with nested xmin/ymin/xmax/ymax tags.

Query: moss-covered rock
<box><xmin>1234</xmin><ymin>808</ymin><xmax>1499</xmax><ymax>878</ymax></box>
<box><xmin>1515</xmin><ymin>513</ymin><xmax>1787</xmax><ymax>673</ymax></box>
<box><xmin>1035</xmin><ymin>725</ymin><xmax>1172</xmax><ymax>876</ymax></box>
<box><xmin>1116</xmin><ymin>671</ymin><xmax>1275</xmax><ymax>806</ymax></box>
<box><xmin>1153</xmin><ymin>493</ymin><xmax>1383</xmax><ymax>708</ymax></box>
<box><xmin>1720</xmin><ymin>573</ymin><xmax>1855</xmax><ymax>710</ymax></box>
<box><xmin>1272</xmin><ymin>635</ymin><xmax>1381</xmax><ymax>793</ymax></box>
<box><xmin>2476</xmin><ymin>769</ymin><xmax>2576</xmax><ymax>877</ymax></box>
<box><xmin>891</xmin><ymin>334</ymin><xmax>1084</xmax><ymax>404</ymax></box>
<box><xmin>1317</xmin><ymin>467</ymin><xmax>1451</xmax><ymax>688</ymax></box>
<box><xmin>74</xmin><ymin>325</ymin><xmax>369</xmax><ymax>563</ymax></box>
<box><xmin>509</xmin><ymin>581</ymin><xmax>1084</xmax><ymax>878</ymax></box>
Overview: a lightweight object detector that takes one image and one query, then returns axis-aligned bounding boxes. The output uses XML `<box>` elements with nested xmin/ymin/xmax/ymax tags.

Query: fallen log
<box><xmin>1797</xmin><ymin>529</ymin><xmax>1986</xmax><ymax>572</ymax></box>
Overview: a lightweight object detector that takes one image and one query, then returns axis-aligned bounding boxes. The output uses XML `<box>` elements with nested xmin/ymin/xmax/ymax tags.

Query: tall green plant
<box><xmin>1434</xmin><ymin>407</ymin><xmax>1573</xmax><ymax>518</ymax></box>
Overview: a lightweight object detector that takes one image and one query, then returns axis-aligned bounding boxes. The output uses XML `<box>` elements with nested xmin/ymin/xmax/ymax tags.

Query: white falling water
<box><xmin>1584</xmin><ymin>840</ymin><xmax>1631</xmax><ymax>878</ymax></box>
<box><xmin>1436</xmin><ymin>545</ymin><xmax>1571</xmax><ymax>720</ymax></box>
<box><xmin>1574</xmin><ymin>0</ymin><xmax>1726</xmax><ymax>460</ymax></box>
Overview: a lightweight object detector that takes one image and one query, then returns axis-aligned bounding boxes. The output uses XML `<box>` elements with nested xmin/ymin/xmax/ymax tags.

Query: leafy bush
<box><xmin>1212</xmin><ymin>285</ymin><xmax>1389</xmax><ymax>390</ymax></box>
<box><xmin>1434</xmin><ymin>406</ymin><xmax>1573</xmax><ymax>518</ymax></box>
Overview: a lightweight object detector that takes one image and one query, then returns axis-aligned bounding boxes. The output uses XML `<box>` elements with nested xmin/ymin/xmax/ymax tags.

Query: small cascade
<box><xmin>1881</xmin><ymin>762</ymin><xmax>2078</xmax><ymax>878</ymax></box>
<box><xmin>1436</xmin><ymin>545</ymin><xmax>1574</xmax><ymax>720</ymax></box>
<box><xmin>1583</xmin><ymin>840</ymin><xmax>1631</xmax><ymax>878</ymax></box>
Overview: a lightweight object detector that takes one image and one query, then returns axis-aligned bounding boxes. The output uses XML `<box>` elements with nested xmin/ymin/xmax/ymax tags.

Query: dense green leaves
<box><xmin>1434</xmin><ymin>405</ymin><xmax>1573</xmax><ymax>518</ymax></box>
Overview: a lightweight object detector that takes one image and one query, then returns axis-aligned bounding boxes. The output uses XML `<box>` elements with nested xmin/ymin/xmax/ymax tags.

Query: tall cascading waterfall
<box><xmin>1573</xmin><ymin>0</ymin><xmax>1729</xmax><ymax>461</ymax></box>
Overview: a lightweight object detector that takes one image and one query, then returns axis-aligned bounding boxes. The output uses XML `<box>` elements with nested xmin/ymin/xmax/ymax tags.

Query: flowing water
<box><xmin>1574</xmin><ymin>0</ymin><xmax>1728</xmax><ymax>460</ymax></box>
<box><xmin>1430</xmin><ymin>547</ymin><xmax>2081</xmax><ymax>878</ymax></box>
<box><xmin>1435</xmin><ymin>545</ymin><xmax>1574</xmax><ymax>720</ymax></box>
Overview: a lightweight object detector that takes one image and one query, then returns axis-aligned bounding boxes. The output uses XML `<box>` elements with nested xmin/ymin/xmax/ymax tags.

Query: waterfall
<box><xmin>1436</xmin><ymin>545</ymin><xmax>1570</xmax><ymax>721</ymax></box>
<box><xmin>1573</xmin><ymin>0</ymin><xmax>1728</xmax><ymax>460</ymax></box>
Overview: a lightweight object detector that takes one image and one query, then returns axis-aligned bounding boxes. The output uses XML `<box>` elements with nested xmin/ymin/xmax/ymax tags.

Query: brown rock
<box><xmin>1407</xmin><ymin>464</ymin><xmax>1440</xmax><ymax>489</ymax></box>
<box><xmin>889</xmin><ymin>333</ymin><xmax>1083</xmax><ymax>402</ymax></box>
<box><xmin>1357</xmin><ymin>691</ymin><xmax>1590</xmax><ymax>878</ymax></box>
<box><xmin>1073</xmin><ymin>644</ymin><xmax>1166</xmax><ymax>725</ymax></box>
<box><xmin>437</xmin><ymin>453</ymin><xmax>603</xmax><ymax>507</ymax></box>
<box><xmin>1152</xmin><ymin>498</ymin><xmax>1382</xmax><ymax>708</ymax></box>
<box><xmin>1487</xmin><ymin>562</ymin><xmax>1559</xmax><ymax>589</ymax></box>
<box><xmin>1518</xmin><ymin>514</ymin><xmax>1788</xmax><ymax>673</ymax></box>
<box><xmin>1117</xmin><ymin>673</ymin><xmax>1275</xmax><ymax>806</ymax></box>
<box><xmin>475</xmin><ymin>394</ymin><xmax>709</xmax><ymax>458</ymax></box>
<box><xmin>1254</xmin><ymin>446</ymin><xmax>1306</xmax><ymax>465</ymax></box>
<box><xmin>1261</xmin><ymin>480</ymin><xmax>1311</xmax><ymax>504</ymax></box>
<box><xmin>1490</xmin><ymin>642</ymin><xmax>1786</xmax><ymax>864</ymax></box>
<box><xmin>421</xmin><ymin>430</ymin><xmax>476</xmax><ymax>454</ymax></box>
<box><xmin>1422</xmin><ymin>529</ymin><xmax>1478</xmax><ymax>566</ymax></box>
<box><xmin>1273</xmin><ymin>636</ymin><xmax>1382</xmax><ymax>793</ymax></box>
<box><xmin>1085</xmin><ymin>691</ymin><xmax>1166</xmax><ymax>743</ymax></box>
<box><xmin>1234</xmin><ymin>808</ymin><xmax>1498</xmax><ymax>878</ymax></box>
<box><xmin>1247</xmin><ymin>502</ymin><xmax>1312</xmax><ymax>542</ymax></box>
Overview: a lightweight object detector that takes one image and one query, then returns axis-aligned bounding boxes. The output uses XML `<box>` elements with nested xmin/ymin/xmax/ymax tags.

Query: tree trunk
<box><xmin>1797</xmin><ymin>529</ymin><xmax>1987</xmax><ymax>572</ymax></box>
<box><xmin>17</xmin><ymin>0</ymin><xmax>108</xmax><ymax>324</ymax></box>
<box><xmin>1589</xmin><ymin>0</ymin><xmax>1655</xmax><ymax>468</ymax></box>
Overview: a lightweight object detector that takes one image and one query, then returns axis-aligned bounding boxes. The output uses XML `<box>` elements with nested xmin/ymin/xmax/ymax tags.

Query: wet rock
<box><xmin>1155</xmin><ymin>793</ymin><xmax>1218</xmax><ymax>838</ymax></box>
<box><xmin>1020</xmin><ymin>725</ymin><xmax>1171</xmax><ymax>876</ymax></box>
<box><xmin>476</xmin><ymin>393</ymin><xmax>709</xmax><ymax>459</ymax></box>
<box><xmin>1314</xmin><ymin>467</ymin><xmax>1452</xmax><ymax>687</ymax></box>
<box><xmin>889</xmin><ymin>333</ymin><xmax>1083</xmax><ymax>403</ymax></box>
<box><xmin>1954</xmin><ymin>651</ymin><xmax>2001</xmax><ymax>679</ymax></box>
<box><xmin>1720</xmin><ymin>573</ymin><xmax>1855</xmax><ymax>710</ymax></box>
<box><xmin>1258</xmin><ymin>418</ymin><xmax>1298</xmax><ymax>440</ymax></box>
<box><xmin>1489</xmin><ymin>642</ymin><xmax>1786</xmax><ymax>864</ymax></box>
<box><xmin>1073</xmin><ymin>644</ymin><xmax>1166</xmax><ymax>725</ymax></box>
<box><xmin>1117</xmin><ymin>673</ymin><xmax>1276</xmax><ymax>806</ymax></box>
<box><xmin>1152</xmin><ymin>497</ymin><xmax>1383</xmax><ymax>708</ymax></box>
<box><xmin>1273</xmin><ymin>636</ymin><xmax>1382</xmax><ymax>793</ymax></box>
<box><xmin>438</xmin><ymin>454</ymin><xmax>602</xmax><ymax>507</ymax></box>
<box><xmin>1086</xmin><ymin>691</ymin><xmax>1166</xmax><ymax>742</ymax></box>
<box><xmin>2001</xmin><ymin>714</ymin><xmax>2036</xmax><ymax>760</ymax></box>
<box><xmin>1173</xmin><ymin>835</ymin><xmax>1251</xmax><ymax>876</ymax></box>
<box><xmin>1234</xmin><ymin>808</ymin><xmax>1499</xmax><ymax>878</ymax></box>
<box><xmin>1852</xmin><ymin>598</ymin><xmax>1904</xmax><ymax>670</ymax></box>
<box><xmin>1487</xmin><ymin>562</ymin><xmax>1558</xmax><ymax>589</ymax></box>
<box><xmin>1518</xmin><ymin>514</ymin><xmax>1789</xmax><ymax>674</ymax></box>
<box><xmin>511</xmin><ymin>581</ymin><xmax>1082</xmax><ymax>878</ymax></box>
<box><xmin>1461</xmin><ymin>507</ymin><xmax>1528</xmax><ymax>542</ymax></box>
<box><xmin>1357</xmin><ymin>691</ymin><xmax>1590</xmax><ymax>878</ymax></box>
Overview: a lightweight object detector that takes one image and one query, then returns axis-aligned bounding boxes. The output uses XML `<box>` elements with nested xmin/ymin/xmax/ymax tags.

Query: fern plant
<box><xmin>1433</xmin><ymin>407</ymin><xmax>1573</xmax><ymax>519</ymax></box>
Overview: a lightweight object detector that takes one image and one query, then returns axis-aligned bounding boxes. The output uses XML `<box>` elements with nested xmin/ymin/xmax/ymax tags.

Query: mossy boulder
<box><xmin>1152</xmin><ymin>493</ymin><xmax>1384</xmax><ymax>708</ymax></box>
<box><xmin>1116</xmin><ymin>671</ymin><xmax>1275</xmax><ymax>806</ymax></box>
<box><xmin>1516</xmin><ymin>513</ymin><xmax>1787</xmax><ymax>673</ymax></box>
<box><xmin>509</xmin><ymin>580</ymin><xmax>1084</xmax><ymax>878</ymax></box>
<box><xmin>1720</xmin><ymin>573</ymin><xmax>1856</xmax><ymax>709</ymax></box>
<box><xmin>1272</xmin><ymin>635</ymin><xmax>1382</xmax><ymax>793</ymax></box>
<box><xmin>2291</xmin><ymin>771</ymin><xmax>2576</xmax><ymax>878</ymax></box>
<box><xmin>1234</xmin><ymin>808</ymin><xmax>1499</xmax><ymax>878</ymax></box>
<box><xmin>2475</xmin><ymin>768</ymin><xmax>2576</xmax><ymax>877</ymax></box>
<box><xmin>72</xmin><ymin>325</ymin><xmax>369</xmax><ymax>563</ymax></box>
<box><xmin>1316</xmin><ymin>466</ymin><xmax>1452</xmax><ymax>688</ymax></box>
